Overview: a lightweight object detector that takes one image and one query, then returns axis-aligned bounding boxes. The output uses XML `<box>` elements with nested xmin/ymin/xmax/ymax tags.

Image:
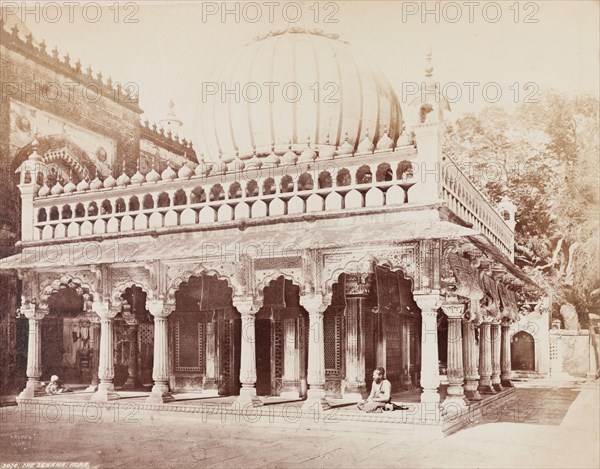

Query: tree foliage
<box><xmin>444</xmin><ymin>92</ymin><xmax>600</xmax><ymax>326</ymax></box>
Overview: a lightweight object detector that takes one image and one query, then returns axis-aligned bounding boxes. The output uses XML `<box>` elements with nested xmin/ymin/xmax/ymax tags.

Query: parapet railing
<box><xmin>29</xmin><ymin>147</ymin><xmax>426</xmax><ymax>242</ymax></box>
<box><xmin>24</xmin><ymin>147</ymin><xmax>514</xmax><ymax>261</ymax></box>
<box><xmin>441</xmin><ymin>155</ymin><xmax>514</xmax><ymax>259</ymax></box>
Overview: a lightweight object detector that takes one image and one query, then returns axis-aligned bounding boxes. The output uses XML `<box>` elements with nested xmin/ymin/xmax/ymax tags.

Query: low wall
<box><xmin>551</xmin><ymin>329</ymin><xmax>599</xmax><ymax>378</ymax></box>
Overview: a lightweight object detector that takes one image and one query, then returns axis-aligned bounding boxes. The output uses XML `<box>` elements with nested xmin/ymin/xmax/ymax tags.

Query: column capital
<box><xmin>413</xmin><ymin>292</ymin><xmax>442</xmax><ymax>311</ymax></box>
<box><xmin>233</xmin><ymin>296</ymin><xmax>259</xmax><ymax>316</ymax></box>
<box><xmin>146</xmin><ymin>299</ymin><xmax>174</xmax><ymax>318</ymax></box>
<box><xmin>441</xmin><ymin>303</ymin><xmax>465</xmax><ymax>319</ymax></box>
<box><xmin>299</xmin><ymin>294</ymin><xmax>329</xmax><ymax>315</ymax></box>
<box><xmin>92</xmin><ymin>300</ymin><xmax>118</xmax><ymax>320</ymax></box>
<box><xmin>501</xmin><ymin>316</ymin><xmax>513</xmax><ymax>327</ymax></box>
<box><xmin>18</xmin><ymin>305</ymin><xmax>48</xmax><ymax>321</ymax></box>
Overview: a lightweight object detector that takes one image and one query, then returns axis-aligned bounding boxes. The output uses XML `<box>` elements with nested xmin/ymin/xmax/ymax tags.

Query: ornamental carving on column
<box><xmin>92</xmin><ymin>300</ymin><xmax>119</xmax><ymax>320</ymax></box>
<box><xmin>445</xmin><ymin>252</ymin><xmax>484</xmax><ymax>301</ymax></box>
<box><xmin>441</xmin><ymin>303</ymin><xmax>465</xmax><ymax>319</ymax></box>
<box><xmin>299</xmin><ymin>294</ymin><xmax>328</xmax><ymax>314</ymax></box>
<box><xmin>413</xmin><ymin>292</ymin><xmax>443</xmax><ymax>311</ymax></box>
<box><xmin>17</xmin><ymin>304</ymin><xmax>49</xmax><ymax>321</ymax></box>
<box><xmin>232</xmin><ymin>296</ymin><xmax>260</xmax><ymax>316</ymax></box>
<box><xmin>498</xmin><ymin>282</ymin><xmax>519</xmax><ymax>322</ymax></box>
<box><xmin>480</xmin><ymin>271</ymin><xmax>501</xmax><ymax>320</ymax></box>
<box><xmin>17</xmin><ymin>270</ymin><xmax>38</xmax><ymax>305</ymax></box>
<box><xmin>146</xmin><ymin>299</ymin><xmax>175</xmax><ymax>319</ymax></box>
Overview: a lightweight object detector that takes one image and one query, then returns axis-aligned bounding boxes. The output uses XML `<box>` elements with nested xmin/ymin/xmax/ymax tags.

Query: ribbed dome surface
<box><xmin>199</xmin><ymin>29</ymin><xmax>402</xmax><ymax>162</ymax></box>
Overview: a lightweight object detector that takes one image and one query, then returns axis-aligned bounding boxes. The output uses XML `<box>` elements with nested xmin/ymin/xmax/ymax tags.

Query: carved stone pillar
<box><xmin>280</xmin><ymin>318</ymin><xmax>300</xmax><ymax>398</ymax></box>
<box><xmin>204</xmin><ymin>319</ymin><xmax>218</xmax><ymax>395</ymax></box>
<box><xmin>146</xmin><ymin>300</ymin><xmax>174</xmax><ymax>403</ymax></box>
<box><xmin>375</xmin><ymin>311</ymin><xmax>386</xmax><ymax>370</ymax></box>
<box><xmin>122</xmin><ymin>320</ymin><xmax>139</xmax><ymax>390</ymax></box>
<box><xmin>462</xmin><ymin>318</ymin><xmax>482</xmax><ymax>401</ymax></box>
<box><xmin>233</xmin><ymin>297</ymin><xmax>262</xmax><ymax>407</ymax></box>
<box><xmin>300</xmin><ymin>294</ymin><xmax>328</xmax><ymax>409</ymax></box>
<box><xmin>408</xmin><ymin>314</ymin><xmax>418</xmax><ymax>387</ymax></box>
<box><xmin>343</xmin><ymin>273</ymin><xmax>370</xmax><ymax>401</ymax></box>
<box><xmin>478</xmin><ymin>318</ymin><xmax>495</xmax><ymax>394</ymax></box>
<box><xmin>91</xmin><ymin>301</ymin><xmax>121</xmax><ymax>402</ymax></box>
<box><xmin>400</xmin><ymin>312</ymin><xmax>411</xmax><ymax>389</ymax></box>
<box><xmin>18</xmin><ymin>305</ymin><xmax>48</xmax><ymax>399</ymax></box>
<box><xmin>491</xmin><ymin>321</ymin><xmax>503</xmax><ymax>391</ymax></box>
<box><xmin>84</xmin><ymin>319</ymin><xmax>101</xmax><ymax>392</ymax></box>
<box><xmin>441</xmin><ymin>303</ymin><xmax>467</xmax><ymax>407</ymax></box>
<box><xmin>500</xmin><ymin>318</ymin><xmax>514</xmax><ymax>387</ymax></box>
<box><xmin>414</xmin><ymin>293</ymin><xmax>442</xmax><ymax>403</ymax></box>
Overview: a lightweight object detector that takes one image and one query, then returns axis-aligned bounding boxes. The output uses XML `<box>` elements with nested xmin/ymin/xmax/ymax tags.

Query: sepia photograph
<box><xmin>0</xmin><ymin>1</ymin><xmax>598</xmax><ymax>468</ymax></box>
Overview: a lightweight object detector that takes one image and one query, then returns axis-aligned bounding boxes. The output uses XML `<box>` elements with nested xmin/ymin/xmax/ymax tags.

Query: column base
<box><xmin>464</xmin><ymin>389</ymin><xmax>482</xmax><ymax>401</ymax></box>
<box><xmin>18</xmin><ymin>380</ymin><xmax>46</xmax><ymax>399</ymax></box>
<box><xmin>441</xmin><ymin>395</ymin><xmax>469</xmax><ymax>419</ymax></box>
<box><xmin>493</xmin><ymin>383</ymin><xmax>504</xmax><ymax>392</ymax></box>
<box><xmin>343</xmin><ymin>382</ymin><xmax>366</xmax><ymax>402</ymax></box>
<box><xmin>478</xmin><ymin>383</ymin><xmax>496</xmax><ymax>394</ymax></box>
<box><xmin>91</xmin><ymin>383</ymin><xmax>121</xmax><ymax>402</ymax></box>
<box><xmin>83</xmin><ymin>382</ymin><xmax>99</xmax><ymax>393</ymax></box>
<box><xmin>120</xmin><ymin>375</ymin><xmax>144</xmax><ymax>390</ymax></box>
<box><xmin>234</xmin><ymin>385</ymin><xmax>263</xmax><ymax>407</ymax></box>
<box><xmin>202</xmin><ymin>378</ymin><xmax>219</xmax><ymax>396</ymax></box>
<box><xmin>146</xmin><ymin>384</ymin><xmax>174</xmax><ymax>404</ymax></box>
<box><xmin>202</xmin><ymin>378</ymin><xmax>219</xmax><ymax>395</ymax></box>
<box><xmin>302</xmin><ymin>387</ymin><xmax>330</xmax><ymax>411</ymax></box>
<box><xmin>501</xmin><ymin>378</ymin><xmax>514</xmax><ymax>387</ymax></box>
<box><xmin>280</xmin><ymin>389</ymin><xmax>301</xmax><ymax>399</ymax></box>
<box><xmin>420</xmin><ymin>389</ymin><xmax>440</xmax><ymax>403</ymax></box>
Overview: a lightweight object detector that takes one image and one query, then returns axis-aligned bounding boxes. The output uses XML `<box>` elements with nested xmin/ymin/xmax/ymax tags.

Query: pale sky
<box><xmin>3</xmin><ymin>0</ymin><xmax>599</xmax><ymax>146</ymax></box>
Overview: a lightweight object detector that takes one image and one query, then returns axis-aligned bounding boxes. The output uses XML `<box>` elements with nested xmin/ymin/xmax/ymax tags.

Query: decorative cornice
<box><xmin>140</xmin><ymin>120</ymin><xmax>197</xmax><ymax>162</ymax></box>
<box><xmin>0</xmin><ymin>19</ymin><xmax>142</xmax><ymax>113</ymax></box>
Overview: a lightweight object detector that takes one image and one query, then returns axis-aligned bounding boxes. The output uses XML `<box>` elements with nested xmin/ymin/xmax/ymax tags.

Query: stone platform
<box><xmin>14</xmin><ymin>385</ymin><xmax>517</xmax><ymax>437</ymax></box>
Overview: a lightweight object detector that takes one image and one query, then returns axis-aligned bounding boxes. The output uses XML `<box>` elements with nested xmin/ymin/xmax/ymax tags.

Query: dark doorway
<box><xmin>511</xmin><ymin>331</ymin><xmax>535</xmax><ymax>371</ymax></box>
<box><xmin>41</xmin><ymin>317</ymin><xmax>64</xmax><ymax>381</ymax></box>
<box><xmin>255</xmin><ymin>319</ymin><xmax>272</xmax><ymax>396</ymax></box>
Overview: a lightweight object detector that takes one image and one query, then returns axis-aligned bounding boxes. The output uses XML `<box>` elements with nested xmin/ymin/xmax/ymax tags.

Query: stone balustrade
<box><xmin>28</xmin><ymin>147</ymin><xmax>423</xmax><ymax>242</ymax></box>
<box><xmin>441</xmin><ymin>155</ymin><xmax>514</xmax><ymax>259</ymax></box>
<box><xmin>20</xmin><ymin>144</ymin><xmax>515</xmax><ymax>259</ymax></box>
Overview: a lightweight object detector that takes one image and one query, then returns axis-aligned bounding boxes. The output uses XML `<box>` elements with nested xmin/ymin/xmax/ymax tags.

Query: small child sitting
<box><xmin>45</xmin><ymin>375</ymin><xmax>71</xmax><ymax>395</ymax></box>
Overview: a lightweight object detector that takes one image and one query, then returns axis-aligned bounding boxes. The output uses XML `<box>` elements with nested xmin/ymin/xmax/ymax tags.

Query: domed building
<box><xmin>200</xmin><ymin>28</ymin><xmax>402</xmax><ymax>163</ymax></box>
<box><xmin>2</xmin><ymin>23</ymin><xmax>537</xmax><ymax>431</ymax></box>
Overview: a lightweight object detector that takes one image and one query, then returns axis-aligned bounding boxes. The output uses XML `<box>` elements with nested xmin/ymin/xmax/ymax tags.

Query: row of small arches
<box><xmin>37</xmin><ymin>163</ymin><xmax>414</xmax><ymax>222</ymax></box>
<box><xmin>34</xmin><ymin>186</ymin><xmax>413</xmax><ymax>239</ymax></box>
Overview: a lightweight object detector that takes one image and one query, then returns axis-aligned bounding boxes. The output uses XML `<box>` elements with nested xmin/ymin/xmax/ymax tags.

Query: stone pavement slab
<box><xmin>1</xmin><ymin>381</ymin><xmax>598</xmax><ymax>468</ymax></box>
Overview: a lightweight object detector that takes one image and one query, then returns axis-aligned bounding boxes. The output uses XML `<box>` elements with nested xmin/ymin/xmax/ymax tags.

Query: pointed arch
<box><xmin>323</xmin><ymin>253</ymin><xmax>414</xmax><ymax>297</ymax></box>
<box><xmin>254</xmin><ymin>270</ymin><xmax>306</xmax><ymax>306</ymax></box>
<box><xmin>167</xmin><ymin>264</ymin><xmax>242</xmax><ymax>303</ymax></box>
<box><xmin>111</xmin><ymin>280</ymin><xmax>154</xmax><ymax>309</ymax></box>
<box><xmin>39</xmin><ymin>274</ymin><xmax>98</xmax><ymax>311</ymax></box>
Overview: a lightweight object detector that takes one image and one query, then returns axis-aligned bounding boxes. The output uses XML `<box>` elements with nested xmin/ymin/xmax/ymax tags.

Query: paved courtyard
<box><xmin>1</xmin><ymin>381</ymin><xmax>598</xmax><ymax>469</ymax></box>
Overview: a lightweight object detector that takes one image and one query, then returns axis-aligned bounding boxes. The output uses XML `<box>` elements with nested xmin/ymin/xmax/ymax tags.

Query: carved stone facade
<box><xmin>1</xmin><ymin>21</ymin><xmax>535</xmax><ymax>417</ymax></box>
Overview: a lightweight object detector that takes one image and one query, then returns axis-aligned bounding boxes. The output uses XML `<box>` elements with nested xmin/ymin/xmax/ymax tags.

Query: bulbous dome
<box><xmin>199</xmin><ymin>28</ymin><xmax>402</xmax><ymax>162</ymax></box>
